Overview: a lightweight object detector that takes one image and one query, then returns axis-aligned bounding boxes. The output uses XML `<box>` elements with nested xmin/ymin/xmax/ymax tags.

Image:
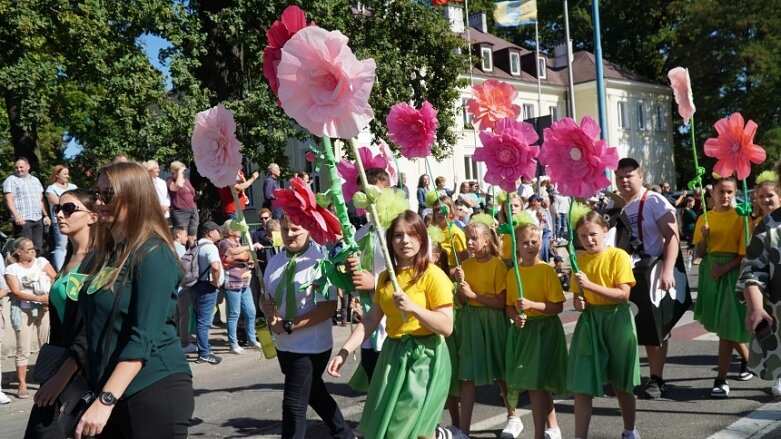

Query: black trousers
<box><xmin>360</xmin><ymin>347</ymin><xmax>380</xmax><ymax>383</ymax></box>
<box><xmin>99</xmin><ymin>373</ymin><xmax>194</xmax><ymax>438</ymax></box>
<box><xmin>14</xmin><ymin>219</ymin><xmax>44</xmax><ymax>253</ymax></box>
<box><xmin>276</xmin><ymin>349</ymin><xmax>353</xmax><ymax>439</ymax></box>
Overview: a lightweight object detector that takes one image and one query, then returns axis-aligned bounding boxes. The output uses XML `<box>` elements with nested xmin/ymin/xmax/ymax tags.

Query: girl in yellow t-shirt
<box><xmin>692</xmin><ymin>177</ymin><xmax>750</xmax><ymax>398</ymax></box>
<box><xmin>505</xmin><ymin>223</ymin><xmax>567</xmax><ymax>439</ymax></box>
<box><xmin>568</xmin><ymin>210</ymin><xmax>640</xmax><ymax>439</ymax></box>
<box><xmin>453</xmin><ymin>221</ymin><xmax>515</xmax><ymax>436</ymax></box>
<box><xmin>433</xmin><ymin>196</ymin><xmax>468</xmax><ymax>274</ymax></box>
<box><xmin>327</xmin><ymin>211</ymin><xmax>454</xmax><ymax>439</ymax></box>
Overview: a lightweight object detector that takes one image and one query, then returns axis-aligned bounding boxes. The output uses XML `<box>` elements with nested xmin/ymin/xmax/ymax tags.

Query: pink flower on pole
<box><xmin>704</xmin><ymin>112</ymin><xmax>765</xmax><ymax>180</ymax></box>
<box><xmin>465</xmin><ymin>79</ymin><xmax>521</xmax><ymax>130</ymax></box>
<box><xmin>387</xmin><ymin>101</ymin><xmax>438</xmax><ymax>159</ymax></box>
<box><xmin>336</xmin><ymin>146</ymin><xmax>388</xmax><ymax>203</ymax></box>
<box><xmin>304</xmin><ymin>151</ymin><xmax>316</xmax><ymax>163</ymax></box>
<box><xmin>273</xmin><ymin>177</ymin><xmax>342</xmax><ymax>245</ymax></box>
<box><xmin>263</xmin><ymin>6</ymin><xmax>311</xmax><ymax>100</ymax></box>
<box><xmin>191</xmin><ymin>104</ymin><xmax>243</xmax><ymax>188</ymax></box>
<box><xmin>377</xmin><ymin>139</ymin><xmax>399</xmax><ymax>186</ymax></box>
<box><xmin>539</xmin><ymin>116</ymin><xmax>619</xmax><ymax>199</ymax></box>
<box><xmin>668</xmin><ymin>67</ymin><xmax>696</xmax><ymax>125</ymax></box>
<box><xmin>474</xmin><ymin>118</ymin><xmax>539</xmax><ymax>192</ymax></box>
<box><xmin>276</xmin><ymin>26</ymin><xmax>376</xmax><ymax>139</ymax></box>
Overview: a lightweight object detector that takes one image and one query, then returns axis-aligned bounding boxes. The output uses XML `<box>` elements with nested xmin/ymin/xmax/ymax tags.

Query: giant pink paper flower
<box><xmin>539</xmin><ymin>116</ymin><xmax>619</xmax><ymax>198</ymax></box>
<box><xmin>191</xmin><ymin>104</ymin><xmax>243</xmax><ymax>188</ymax></box>
<box><xmin>704</xmin><ymin>112</ymin><xmax>765</xmax><ymax>180</ymax></box>
<box><xmin>336</xmin><ymin>146</ymin><xmax>388</xmax><ymax>203</ymax></box>
<box><xmin>273</xmin><ymin>177</ymin><xmax>342</xmax><ymax>245</ymax></box>
<box><xmin>276</xmin><ymin>26</ymin><xmax>376</xmax><ymax>139</ymax></box>
<box><xmin>387</xmin><ymin>101</ymin><xmax>438</xmax><ymax>159</ymax></box>
<box><xmin>263</xmin><ymin>6</ymin><xmax>311</xmax><ymax>100</ymax></box>
<box><xmin>377</xmin><ymin>139</ymin><xmax>399</xmax><ymax>186</ymax></box>
<box><xmin>474</xmin><ymin>118</ymin><xmax>539</xmax><ymax>192</ymax></box>
<box><xmin>465</xmin><ymin>79</ymin><xmax>521</xmax><ymax>130</ymax></box>
<box><xmin>668</xmin><ymin>67</ymin><xmax>696</xmax><ymax>125</ymax></box>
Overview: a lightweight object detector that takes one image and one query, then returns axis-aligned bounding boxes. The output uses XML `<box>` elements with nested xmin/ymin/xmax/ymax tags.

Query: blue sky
<box><xmin>64</xmin><ymin>33</ymin><xmax>173</xmax><ymax>158</ymax></box>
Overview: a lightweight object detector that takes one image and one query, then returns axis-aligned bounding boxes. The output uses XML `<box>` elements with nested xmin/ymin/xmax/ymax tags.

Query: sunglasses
<box><xmin>91</xmin><ymin>188</ymin><xmax>117</xmax><ymax>205</ymax></box>
<box><xmin>54</xmin><ymin>202</ymin><xmax>84</xmax><ymax>216</ymax></box>
<box><xmin>260</xmin><ymin>216</ymin><xmax>270</xmax><ymax>221</ymax></box>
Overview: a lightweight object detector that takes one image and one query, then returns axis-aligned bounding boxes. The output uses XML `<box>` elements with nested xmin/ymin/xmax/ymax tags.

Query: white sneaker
<box><xmin>182</xmin><ymin>343</ymin><xmax>198</xmax><ymax>354</ymax></box>
<box><xmin>230</xmin><ymin>345</ymin><xmax>245</xmax><ymax>355</ymax></box>
<box><xmin>621</xmin><ymin>428</ymin><xmax>641</xmax><ymax>439</ymax></box>
<box><xmin>545</xmin><ymin>427</ymin><xmax>562</xmax><ymax>439</ymax></box>
<box><xmin>772</xmin><ymin>378</ymin><xmax>781</xmax><ymax>397</ymax></box>
<box><xmin>500</xmin><ymin>416</ymin><xmax>524</xmax><ymax>439</ymax></box>
<box><xmin>0</xmin><ymin>392</ymin><xmax>11</xmax><ymax>405</ymax></box>
<box><xmin>249</xmin><ymin>341</ymin><xmax>263</xmax><ymax>350</ymax></box>
<box><xmin>445</xmin><ymin>425</ymin><xmax>469</xmax><ymax>439</ymax></box>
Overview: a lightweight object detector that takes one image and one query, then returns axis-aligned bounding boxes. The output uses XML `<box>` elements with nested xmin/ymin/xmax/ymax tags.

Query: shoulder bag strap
<box><xmin>637</xmin><ymin>190</ymin><xmax>649</xmax><ymax>254</ymax></box>
<box><xmin>95</xmin><ymin>257</ymin><xmax>134</xmax><ymax>389</ymax></box>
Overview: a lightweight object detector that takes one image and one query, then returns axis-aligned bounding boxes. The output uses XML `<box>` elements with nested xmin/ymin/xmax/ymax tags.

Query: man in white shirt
<box><xmin>616</xmin><ymin>158</ymin><xmax>689</xmax><ymax>399</ymax></box>
<box><xmin>3</xmin><ymin>158</ymin><xmax>50</xmax><ymax>252</ymax></box>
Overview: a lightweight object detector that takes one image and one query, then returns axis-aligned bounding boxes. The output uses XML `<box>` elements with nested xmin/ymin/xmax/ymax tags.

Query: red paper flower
<box><xmin>273</xmin><ymin>177</ymin><xmax>342</xmax><ymax>245</ymax></box>
<box><xmin>263</xmin><ymin>6</ymin><xmax>311</xmax><ymax>100</ymax></box>
<box><xmin>465</xmin><ymin>79</ymin><xmax>521</xmax><ymax>130</ymax></box>
<box><xmin>539</xmin><ymin>116</ymin><xmax>619</xmax><ymax>198</ymax></box>
<box><xmin>667</xmin><ymin>67</ymin><xmax>696</xmax><ymax>125</ymax></box>
<box><xmin>304</xmin><ymin>151</ymin><xmax>316</xmax><ymax>163</ymax></box>
<box><xmin>387</xmin><ymin>101</ymin><xmax>438</xmax><ymax>159</ymax></box>
<box><xmin>336</xmin><ymin>146</ymin><xmax>388</xmax><ymax>203</ymax></box>
<box><xmin>474</xmin><ymin>118</ymin><xmax>539</xmax><ymax>192</ymax></box>
<box><xmin>704</xmin><ymin>112</ymin><xmax>765</xmax><ymax>180</ymax></box>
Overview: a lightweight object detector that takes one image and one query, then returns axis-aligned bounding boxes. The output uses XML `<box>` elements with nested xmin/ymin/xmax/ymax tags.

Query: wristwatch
<box><xmin>282</xmin><ymin>319</ymin><xmax>294</xmax><ymax>335</ymax></box>
<box><xmin>98</xmin><ymin>391</ymin><xmax>117</xmax><ymax>406</ymax></box>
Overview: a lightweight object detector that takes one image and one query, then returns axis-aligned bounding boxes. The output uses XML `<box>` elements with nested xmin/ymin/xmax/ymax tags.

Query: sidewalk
<box><xmin>709</xmin><ymin>401</ymin><xmax>781</xmax><ymax>438</ymax></box>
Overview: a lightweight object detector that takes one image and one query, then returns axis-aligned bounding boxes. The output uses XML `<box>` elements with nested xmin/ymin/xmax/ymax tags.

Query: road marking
<box><xmin>708</xmin><ymin>400</ymin><xmax>781</xmax><ymax>438</ymax></box>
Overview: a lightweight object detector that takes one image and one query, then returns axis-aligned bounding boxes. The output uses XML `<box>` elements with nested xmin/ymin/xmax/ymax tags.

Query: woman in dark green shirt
<box><xmin>75</xmin><ymin>162</ymin><xmax>193</xmax><ymax>438</ymax></box>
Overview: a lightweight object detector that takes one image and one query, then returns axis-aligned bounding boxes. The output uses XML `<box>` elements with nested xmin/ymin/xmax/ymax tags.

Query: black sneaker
<box><xmin>643</xmin><ymin>375</ymin><xmax>666</xmax><ymax>399</ymax></box>
<box><xmin>196</xmin><ymin>354</ymin><xmax>222</xmax><ymax>365</ymax></box>
<box><xmin>711</xmin><ymin>378</ymin><xmax>729</xmax><ymax>398</ymax></box>
<box><xmin>737</xmin><ymin>360</ymin><xmax>753</xmax><ymax>381</ymax></box>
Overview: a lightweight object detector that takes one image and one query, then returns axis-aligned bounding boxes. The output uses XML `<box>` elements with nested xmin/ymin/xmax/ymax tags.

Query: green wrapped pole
<box><xmin>506</xmin><ymin>197</ymin><xmax>525</xmax><ymax>318</ymax></box>
<box><xmin>567</xmin><ymin>197</ymin><xmax>580</xmax><ymax>273</ymax></box>
<box><xmin>739</xmin><ymin>179</ymin><xmax>751</xmax><ymax>245</ymax></box>
<box><xmin>347</xmin><ymin>140</ymin><xmax>408</xmax><ymax>322</ymax></box>
<box><xmin>321</xmin><ymin>136</ymin><xmax>358</xmax><ymax>251</ymax></box>
<box><xmin>689</xmin><ymin>115</ymin><xmax>709</xmax><ymax>227</ymax></box>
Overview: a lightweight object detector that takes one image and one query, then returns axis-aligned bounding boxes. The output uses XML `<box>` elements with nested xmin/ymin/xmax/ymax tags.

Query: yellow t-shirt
<box><xmin>440</xmin><ymin>224</ymin><xmax>467</xmax><ymax>268</ymax></box>
<box><xmin>461</xmin><ymin>256</ymin><xmax>507</xmax><ymax>307</ymax></box>
<box><xmin>374</xmin><ymin>264</ymin><xmax>454</xmax><ymax>338</ymax></box>
<box><xmin>570</xmin><ymin>247</ymin><xmax>636</xmax><ymax>306</ymax></box>
<box><xmin>501</xmin><ymin>234</ymin><xmax>513</xmax><ymax>262</ymax></box>
<box><xmin>692</xmin><ymin>208</ymin><xmax>746</xmax><ymax>255</ymax></box>
<box><xmin>505</xmin><ymin>262</ymin><xmax>565</xmax><ymax>317</ymax></box>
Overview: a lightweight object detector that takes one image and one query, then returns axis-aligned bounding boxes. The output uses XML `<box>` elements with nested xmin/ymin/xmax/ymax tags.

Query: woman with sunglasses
<box><xmin>4</xmin><ymin>237</ymin><xmax>57</xmax><ymax>399</ymax></box>
<box><xmin>75</xmin><ymin>162</ymin><xmax>193</xmax><ymax>438</ymax></box>
<box><xmin>25</xmin><ymin>189</ymin><xmax>97</xmax><ymax>438</ymax></box>
<box><xmin>45</xmin><ymin>165</ymin><xmax>77</xmax><ymax>271</ymax></box>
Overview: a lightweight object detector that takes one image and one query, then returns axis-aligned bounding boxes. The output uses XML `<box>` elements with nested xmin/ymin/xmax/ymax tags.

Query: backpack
<box><xmin>180</xmin><ymin>242</ymin><xmax>211</xmax><ymax>288</ymax></box>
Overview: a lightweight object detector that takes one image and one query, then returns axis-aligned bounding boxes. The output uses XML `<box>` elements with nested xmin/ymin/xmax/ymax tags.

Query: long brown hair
<box><xmin>88</xmin><ymin>162</ymin><xmax>176</xmax><ymax>287</ymax></box>
<box><xmin>464</xmin><ymin>222</ymin><xmax>501</xmax><ymax>257</ymax></box>
<box><xmin>385</xmin><ymin>210</ymin><xmax>430</xmax><ymax>287</ymax></box>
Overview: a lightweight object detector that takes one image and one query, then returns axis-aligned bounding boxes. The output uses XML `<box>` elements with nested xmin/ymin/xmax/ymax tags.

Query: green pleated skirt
<box><xmin>694</xmin><ymin>252</ymin><xmax>749</xmax><ymax>342</ymax></box>
<box><xmin>456</xmin><ymin>305</ymin><xmax>509</xmax><ymax>385</ymax></box>
<box><xmin>505</xmin><ymin>315</ymin><xmax>568</xmax><ymax>406</ymax></box>
<box><xmin>357</xmin><ymin>334</ymin><xmax>451</xmax><ymax>439</ymax></box>
<box><xmin>567</xmin><ymin>303</ymin><xmax>640</xmax><ymax>396</ymax></box>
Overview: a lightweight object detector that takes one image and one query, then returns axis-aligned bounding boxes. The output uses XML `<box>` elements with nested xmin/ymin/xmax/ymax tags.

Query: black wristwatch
<box><xmin>98</xmin><ymin>391</ymin><xmax>117</xmax><ymax>406</ymax></box>
<box><xmin>282</xmin><ymin>319</ymin><xmax>294</xmax><ymax>335</ymax></box>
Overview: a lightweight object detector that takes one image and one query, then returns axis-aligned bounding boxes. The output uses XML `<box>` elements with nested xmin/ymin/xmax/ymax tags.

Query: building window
<box><xmin>549</xmin><ymin>106</ymin><xmax>559</xmax><ymax>121</ymax></box>
<box><xmin>655</xmin><ymin>105</ymin><xmax>666</xmax><ymax>131</ymax></box>
<box><xmin>464</xmin><ymin>156</ymin><xmax>479</xmax><ymax>181</ymax></box>
<box><xmin>617</xmin><ymin>101</ymin><xmax>628</xmax><ymax>129</ymax></box>
<box><xmin>461</xmin><ymin>98</ymin><xmax>473</xmax><ymax>128</ymax></box>
<box><xmin>636</xmin><ymin>103</ymin><xmax>646</xmax><ymax>130</ymax></box>
<box><xmin>481</xmin><ymin>47</ymin><xmax>493</xmax><ymax>71</ymax></box>
<box><xmin>538</xmin><ymin>57</ymin><xmax>547</xmax><ymax>79</ymax></box>
<box><xmin>522</xmin><ymin>103</ymin><xmax>535</xmax><ymax>120</ymax></box>
<box><xmin>510</xmin><ymin>52</ymin><xmax>521</xmax><ymax>76</ymax></box>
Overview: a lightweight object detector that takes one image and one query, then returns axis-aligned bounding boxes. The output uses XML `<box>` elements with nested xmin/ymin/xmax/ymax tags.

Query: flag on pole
<box><xmin>494</xmin><ymin>0</ymin><xmax>537</xmax><ymax>27</ymax></box>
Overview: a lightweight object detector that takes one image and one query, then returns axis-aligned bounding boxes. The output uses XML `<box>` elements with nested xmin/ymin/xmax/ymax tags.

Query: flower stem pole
<box><xmin>689</xmin><ymin>115</ymin><xmax>709</xmax><ymax>227</ymax></box>
<box><xmin>321</xmin><ymin>136</ymin><xmax>358</xmax><ymax>250</ymax></box>
<box><xmin>348</xmin><ymin>140</ymin><xmax>408</xmax><ymax>322</ymax></box>
<box><xmin>740</xmin><ymin>179</ymin><xmax>751</xmax><ymax>245</ymax></box>
<box><xmin>567</xmin><ymin>197</ymin><xmax>580</xmax><ymax>273</ymax></box>
<box><xmin>229</xmin><ymin>187</ymin><xmax>268</xmax><ymax>299</ymax></box>
<box><xmin>425</xmin><ymin>157</ymin><xmax>434</xmax><ymax>187</ymax></box>
<box><xmin>506</xmin><ymin>197</ymin><xmax>525</xmax><ymax>318</ymax></box>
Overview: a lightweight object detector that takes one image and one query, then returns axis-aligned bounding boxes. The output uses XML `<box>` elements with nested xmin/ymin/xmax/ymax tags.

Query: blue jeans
<box><xmin>556</xmin><ymin>213</ymin><xmax>568</xmax><ymax>239</ymax></box>
<box><xmin>50</xmin><ymin>218</ymin><xmax>67</xmax><ymax>271</ymax></box>
<box><xmin>191</xmin><ymin>281</ymin><xmax>218</xmax><ymax>357</ymax></box>
<box><xmin>540</xmin><ymin>229</ymin><xmax>552</xmax><ymax>263</ymax></box>
<box><xmin>225</xmin><ymin>286</ymin><xmax>257</xmax><ymax>347</ymax></box>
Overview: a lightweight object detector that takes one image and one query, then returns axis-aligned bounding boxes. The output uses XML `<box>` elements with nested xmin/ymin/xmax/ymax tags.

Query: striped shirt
<box><xmin>3</xmin><ymin>174</ymin><xmax>44</xmax><ymax>221</ymax></box>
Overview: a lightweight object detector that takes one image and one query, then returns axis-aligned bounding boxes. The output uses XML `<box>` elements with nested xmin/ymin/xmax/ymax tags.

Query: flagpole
<box><xmin>592</xmin><ymin>0</ymin><xmax>607</xmax><ymax>140</ymax></box>
<box><xmin>563</xmin><ymin>0</ymin><xmax>576</xmax><ymax>118</ymax></box>
<box><xmin>535</xmin><ymin>18</ymin><xmax>542</xmax><ymax>114</ymax></box>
